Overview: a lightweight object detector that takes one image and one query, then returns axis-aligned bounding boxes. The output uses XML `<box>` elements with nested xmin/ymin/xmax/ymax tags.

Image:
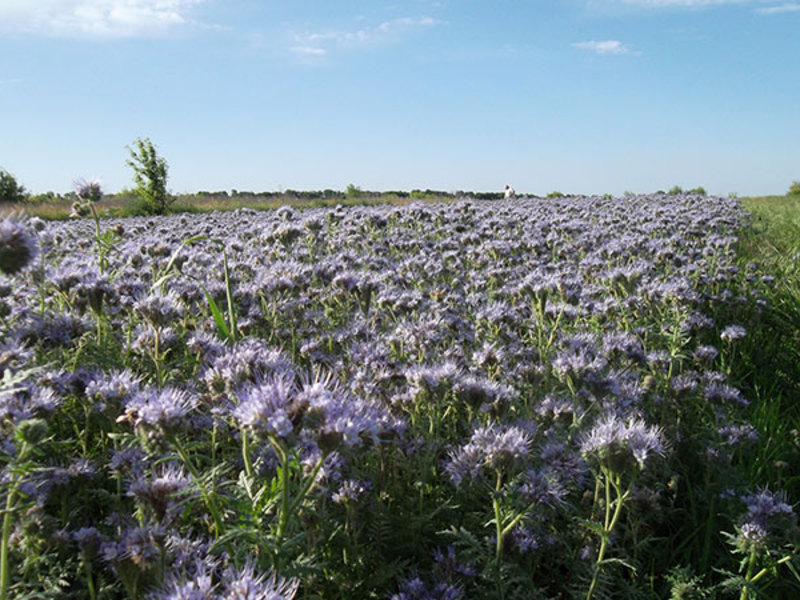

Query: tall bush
<box><xmin>0</xmin><ymin>170</ymin><xmax>27</xmax><ymax>203</ymax></box>
<box><xmin>126</xmin><ymin>137</ymin><xmax>172</xmax><ymax>215</ymax></box>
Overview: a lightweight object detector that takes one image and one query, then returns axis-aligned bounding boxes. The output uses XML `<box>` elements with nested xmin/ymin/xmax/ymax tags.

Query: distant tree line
<box><xmin>6</xmin><ymin>142</ymin><xmax>799</xmax><ymax>208</ymax></box>
<box><xmin>6</xmin><ymin>186</ymin><xmax>506</xmax><ymax>205</ymax></box>
<box><xmin>189</xmin><ymin>187</ymin><xmax>506</xmax><ymax>202</ymax></box>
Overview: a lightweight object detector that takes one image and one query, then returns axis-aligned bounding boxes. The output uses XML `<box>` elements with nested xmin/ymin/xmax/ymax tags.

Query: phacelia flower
<box><xmin>74</xmin><ymin>178</ymin><xmax>103</xmax><ymax>203</ymax></box>
<box><xmin>232</xmin><ymin>374</ymin><xmax>295</xmax><ymax>438</ymax></box>
<box><xmin>445</xmin><ymin>422</ymin><xmax>532</xmax><ymax>486</ymax></box>
<box><xmin>581</xmin><ymin>414</ymin><xmax>665</xmax><ymax>472</ymax></box>
<box><xmin>741</xmin><ymin>488</ymin><xmax>794</xmax><ymax>530</ymax></box>
<box><xmin>0</xmin><ymin>217</ymin><xmax>38</xmax><ymax>275</ymax></box>
<box><xmin>720</xmin><ymin>324</ymin><xmax>747</xmax><ymax>343</ymax></box>
<box><xmin>221</xmin><ymin>560</ymin><xmax>299</xmax><ymax>600</ymax></box>
<box><xmin>119</xmin><ymin>386</ymin><xmax>196</xmax><ymax>432</ymax></box>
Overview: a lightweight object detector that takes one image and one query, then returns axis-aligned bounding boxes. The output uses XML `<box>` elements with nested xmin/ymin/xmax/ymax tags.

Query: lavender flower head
<box><xmin>723</xmin><ymin>489</ymin><xmax>795</xmax><ymax>556</ymax></box>
<box><xmin>146</xmin><ymin>559</ymin><xmax>216</xmax><ymax>600</ymax></box>
<box><xmin>202</xmin><ymin>339</ymin><xmax>293</xmax><ymax>394</ymax></box>
<box><xmin>74</xmin><ymin>178</ymin><xmax>103</xmax><ymax>203</ymax></box>
<box><xmin>581</xmin><ymin>414</ymin><xmax>665</xmax><ymax>473</ymax></box>
<box><xmin>232</xmin><ymin>374</ymin><xmax>295</xmax><ymax>438</ymax></box>
<box><xmin>294</xmin><ymin>376</ymin><xmax>390</xmax><ymax>451</ymax></box>
<box><xmin>741</xmin><ymin>488</ymin><xmax>794</xmax><ymax>530</ymax></box>
<box><xmin>720</xmin><ymin>324</ymin><xmax>747</xmax><ymax>343</ymax></box>
<box><xmin>390</xmin><ymin>577</ymin><xmax>463</xmax><ymax>600</ymax></box>
<box><xmin>128</xmin><ymin>463</ymin><xmax>191</xmax><ymax>521</ymax></box>
<box><xmin>332</xmin><ymin>478</ymin><xmax>369</xmax><ymax>505</ymax></box>
<box><xmin>149</xmin><ymin>557</ymin><xmax>297</xmax><ymax>600</ymax></box>
<box><xmin>119</xmin><ymin>385</ymin><xmax>196</xmax><ymax>433</ymax></box>
<box><xmin>221</xmin><ymin>560</ymin><xmax>298</xmax><ymax>600</ymax></box>
<box><xmin>445</xmin><ymin>422</ymin><xmax>532</xmax><ymax>486</ymax></box>
<box><xmin>693</xmin><ymin>345</ymin><xmax>719</xmax><ymax>364</ymax></box>
<box><xmin>0</xmin><ymin>217</ymin><xmax>38</xmax><ymax>275</ymax></box>
<box><xmin>85</xmin><ymin>369</ymin><xmax>141</xmax><ymax>412</ymax></box>
<box><xmin>734</xmin><ymin>522</ymin><xmax>768</xmax><ymax>553</ymax></box>
<box><xmin>133</xmin><ymin>289</ymin><xmax>186</xmax><ymax>326</ymax></box>
<box><xmin>149</xmin><ymin>575</ymin><xmax>215</xmax><ymax>600</ymax></box>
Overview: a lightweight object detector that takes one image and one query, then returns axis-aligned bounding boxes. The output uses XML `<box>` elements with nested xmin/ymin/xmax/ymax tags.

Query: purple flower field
<box><xmin>0</xmin><ymin>195</ymin><xmax>797</xmax><ymax>599</ymax></box>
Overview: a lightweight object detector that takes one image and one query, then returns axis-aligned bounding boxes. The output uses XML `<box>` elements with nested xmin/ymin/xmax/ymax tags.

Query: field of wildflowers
<box><xmin>0</xmin><ymin>194</ymin><xmax>798</xmax><ymax>599</ymax></box>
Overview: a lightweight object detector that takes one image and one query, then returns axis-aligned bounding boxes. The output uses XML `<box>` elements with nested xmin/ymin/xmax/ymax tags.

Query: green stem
<box><xmin>170</xmin><ymin>435</ymin><xmax>223</xmax><ymax>538</ymax></box>
<box><xmin>268</xmin><ymin>437</ymin><xmax>291</xmax><ymax>543</ymax></box>
<box><xmin>492</xmin><ymin>469</ymin><xmax>505</xmax><ymax>569</ymax></box>
<box><xmin>83</xmin><ymin>556</ymin><xmax>96</xmax><ymax>600</ymax></box>
<box><xmin>544</xmin><ymin>301</ymin><xmax>566</xmax><ymax>353</ymax></box>
<box><xmin>0</xmin><ymin>442</ymin><xmax>29</xmax><ymax>600</ymax></box>
<box><xmin>286</xmin><ymin>452</ymin><xmax>328</xmax><ymax>517</ymax></box>
<box><xmin>222</xmin><ymin>249</ymin><xmax>237</xmax><ymax>343</ymax></box>
<box><xmin>740</xmin><ymin>547</ymin><xmax>759</xmax><ymax>600</ymax></box>
<box><xmin>1</xmin><ymin>486</ymin><xmax>17</xmax><ymax>600</ymax></box>
<box><xmin>89</xmin><ymin>204</ymin><xmax>106</xmax><ymax>273</ymax></box>
<box><xmin>586</xmin><ymin>469</ymin><xmax>630</xmax><ymax>600</ymax></box>
<box><xmin>241</xmin><ymin>428</ymin><xmax>254</xmax><ymax>479</ymax></box>
<box><xmin>152</xmin><ymin>324</ymin><xmax>163</xmax><ymax>386</ymax></box>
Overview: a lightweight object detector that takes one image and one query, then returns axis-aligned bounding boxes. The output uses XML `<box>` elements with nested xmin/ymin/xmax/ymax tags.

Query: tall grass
<box><xmin>735</xmin><ymin>195</ymin><xmax>800</xmax><ymax>497</ymax></box>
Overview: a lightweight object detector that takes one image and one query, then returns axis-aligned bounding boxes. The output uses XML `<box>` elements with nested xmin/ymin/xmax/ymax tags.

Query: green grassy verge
<box><xmin>735</xmin><ymin>195</ymin><xmax>800</xmax><ymax>496</ymax></box>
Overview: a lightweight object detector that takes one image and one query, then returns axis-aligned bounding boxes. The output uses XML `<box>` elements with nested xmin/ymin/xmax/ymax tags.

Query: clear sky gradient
<box><xmin>1</xmin><ymin>0</ymin><xmax>798</xmax><ymax>197</ymax></box>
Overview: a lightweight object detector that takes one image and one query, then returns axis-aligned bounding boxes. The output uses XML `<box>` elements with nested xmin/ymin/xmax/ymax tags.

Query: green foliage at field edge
<box><xmin>734</xmin><ymin>195</ymin><xmax>800</xmax><ymax>497</ymax></box>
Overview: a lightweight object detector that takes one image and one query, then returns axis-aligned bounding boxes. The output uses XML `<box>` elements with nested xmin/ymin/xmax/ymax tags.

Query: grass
<box><xmin>739</xmin><ymin>195</ymin><xmax>800</xmax><ymax>268</ymax></box>
<box><xmin>0</xmin><ymin>192</ymin><xmax>449</xmax><ymax>220</ymax></box>
<box><xmin>734</xmin><ymin>195</ymin><xmax>800</xmax><ymax>498</ymax></box>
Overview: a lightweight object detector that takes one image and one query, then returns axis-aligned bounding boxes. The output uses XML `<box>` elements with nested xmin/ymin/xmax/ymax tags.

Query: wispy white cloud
<box><xmin>573</xmin><ymin>40</ymin><xmax>632</xmax><ymax>55</ymax></box>
<box><xmin>289</xmin><ymin>16</ymin><xmax>442</xmax><ymax>59</ymax></box>
<box><xmin>757</xmin><ymin>2</ymin><xmax>800</xmax><ymax>12</ymax></box>
<box><xmin>0</xmin><ymin>0</ymin><xmax>205</xmax><ymax>38</ymax></box>
<box><xmin>615</xmin><ymin>0</ymin><xmax>798</xmax><ymax>9</ymax></box>
<box><xmin>290</xmin><ymin>45</ymin><xmax>328</xmax><ymax>57</ymax></box>
<box><xmin>619</xmin><ymin>0</ymin><xmax>750</xmax><ymax>6</ymax></box>
<box><xmin>597</xmin><ymin>0</ymin><xmax>799</xmax><ymax>15</ymax></box>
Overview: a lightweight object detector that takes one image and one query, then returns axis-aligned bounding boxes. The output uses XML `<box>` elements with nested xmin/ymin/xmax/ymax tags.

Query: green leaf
<box><xmin>203</xmin><ymin>287</ymin><xmax>231</xmax><ymax>342</ymax></box>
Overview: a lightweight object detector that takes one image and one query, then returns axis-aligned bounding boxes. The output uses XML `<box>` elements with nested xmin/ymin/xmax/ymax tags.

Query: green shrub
<box><xmin>126</xmin><ymin>137</ymin><xmax>173</xmax><ymax>215</ymax></box>
<box><xmin>788</xmin><ymin>181</ymin><xmax>800</xmax><ymax>196</ymax></box>
<box><xmin>346</xmin><ymin>184</ymin><xmax>363</xmax><ymax>199</ymax></box>
<box><xmin>0</xmin><ymin>169</ymin><xmax>28</xmax><ymax>203</ymax></box>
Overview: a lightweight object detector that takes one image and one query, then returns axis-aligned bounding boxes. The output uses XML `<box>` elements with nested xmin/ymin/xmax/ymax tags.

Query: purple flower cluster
<box><xmin>0</xmin><ymin>193</ymin><xmax>782</xmax><ymax>598</ymax></box>
<box><xmin>149</xmin><ymin>560</ymin><xmax>298</xmax><ymax>600</ymax></box>
<box><xmin>581</xmin><ymin>414</ymin><xmax>665</xmax><ymax>472</ymax></box>
<box><xmin>232</xmin><ymin>370</ymin><xmax>400</xmax><ymax>452</ymax></box>
<box><xmin>119</xmin><ymin>385</ymin><xmax>196</xmax><ymax>432</ymax></box>
<box><xmin>741</xmin><ymin>488</ymin><xmax>794</xmax><ymax>530</ymax></box>
<box><xmin>445</xmin><ymin>422</ymin><xmax>532</xmax><ymax>485</ymax></box>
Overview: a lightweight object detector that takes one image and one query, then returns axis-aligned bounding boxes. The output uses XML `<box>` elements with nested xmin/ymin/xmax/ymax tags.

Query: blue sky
<box><xmin>1</xmin><ymin>0</ymin><xmax>798</xmax><ymax>197</ymax></box>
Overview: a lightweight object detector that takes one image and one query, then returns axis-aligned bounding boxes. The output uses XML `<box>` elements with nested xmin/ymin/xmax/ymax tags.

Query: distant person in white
<box><xmin>504</xmin><ymin>184</ymin><xmax>516</xmax><ymax>199</ymax></box>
